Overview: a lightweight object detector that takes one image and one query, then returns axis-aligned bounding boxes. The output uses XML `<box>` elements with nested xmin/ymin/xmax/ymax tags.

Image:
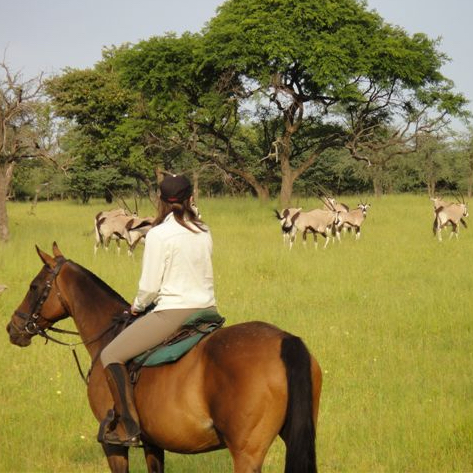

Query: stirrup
<box><xmin>97</xmin><ymin>409</ymin><xmax>116</xmax><ymax>444</ymax></box>
<box><xmin>102</xmin><ymin>430</ymin><xmax>141</xmax><ymax>447</ymax></box>
<box><xmin>97</xmin><ymin>409</ymin><xmax>141</xmax><ymax>447</ymax></box>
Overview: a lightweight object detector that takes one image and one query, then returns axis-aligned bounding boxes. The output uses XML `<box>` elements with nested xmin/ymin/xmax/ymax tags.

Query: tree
<box><xmin>0</xmin><ymin>61</ymin><xmax>44</xmax><ymax>241</ymax></box>
<box><xmin>46</xmin><ymin>57</ymin><xmax>181</xmax><ymax>205</ymax></box>
<box><xmin>202</xmin><ymin>0</ymin><xmax>468</xmax><ymax>205</ymax></box>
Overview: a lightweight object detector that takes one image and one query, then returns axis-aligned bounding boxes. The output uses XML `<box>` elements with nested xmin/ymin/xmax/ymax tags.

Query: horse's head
<box><xmin>6</xmin><ymin>242</ymin><xmax>70</xmax><ymax>347</ymax></box>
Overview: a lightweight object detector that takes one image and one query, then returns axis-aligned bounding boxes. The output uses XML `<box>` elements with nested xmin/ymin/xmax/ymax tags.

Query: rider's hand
<box><xmin>130</xmin><ymin>305</ymin><xmax>142</xmax><ymax>316</ymax></box>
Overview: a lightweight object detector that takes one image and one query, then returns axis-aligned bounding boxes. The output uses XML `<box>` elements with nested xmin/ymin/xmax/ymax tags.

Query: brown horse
<box><xmin>6</xmin><ymin>243</ymin><xmax>322</xmax><ymax>473</ymax></box>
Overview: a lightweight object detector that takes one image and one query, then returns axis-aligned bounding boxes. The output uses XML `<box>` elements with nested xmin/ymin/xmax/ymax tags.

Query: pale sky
<box><xmin>1</xmin><ymin>0</ymin><xmax>471</xmax><ymax>131</ymax></box>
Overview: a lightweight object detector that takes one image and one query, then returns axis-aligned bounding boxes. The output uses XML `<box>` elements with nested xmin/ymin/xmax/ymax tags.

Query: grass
<box><xmin>1</xmin><ymin>195</ymin><xmax>473</xmax><ymax>472</ymax></box>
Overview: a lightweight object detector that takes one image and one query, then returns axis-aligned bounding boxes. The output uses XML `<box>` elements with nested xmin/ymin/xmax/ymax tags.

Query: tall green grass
<box><xmin>1</xmin><ymin>195</ymin><xmax>472</xmax><ymax>472</ymax></box>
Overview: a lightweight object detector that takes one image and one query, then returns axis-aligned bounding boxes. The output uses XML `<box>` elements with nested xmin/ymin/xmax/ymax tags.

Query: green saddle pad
<box><xmin>132</xmin><ymin>309</ymin><xmax>224</xmax><ymax>367</ymax></box>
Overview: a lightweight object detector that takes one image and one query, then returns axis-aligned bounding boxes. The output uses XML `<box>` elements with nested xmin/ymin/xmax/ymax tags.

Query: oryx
<box><xmin>430</xmin><ymin>196</ymin><xmax>452</xmax><ymax>217</ymax></box>
<box><xmin>322</xmin><ymin>196</ymin><xmax>349</xmax><ymax>237</ymax></box>
<box><xmin>301</xmin><ymin>209</ymin><xmax>341</xmax><ymax>249</ymax></box>
<box><xmin>274</xmin><ymin>208</ymin><xmax>302</xmax><ymax>245</ymax></box>
<box><xmin>433</xmin><ymin>200</ymin><xmax>469</xmax><ymax>241</ymax></box>
<box><xmin>94</xmin><ymin>209</ymin><xmax>152</xmax><ymax>256</ymax></box>
<box><xmin>277</xmin><ymin>208</ymin><xmax>340</xmax><ymax>249</ymax></box>
<box><xmin>322</xmin><ymin>196</ymin><xmax>349</xmax><ymax>213</ymax></box>
<box><xmin>430</xmin><ymin>196</ymin><xmax>451</xmax><ymax>210</ymax></box>
<box><xmin>336</xmin><ymin>203</ymin><xmax>371</xmax><ymax>240</ymax></box>
<box><xmin>123</xmin><ymin>216</ymin><xmax>155</xmax><ymax>255</ymax></box>
<box><xmin>94</xmin><ymin>209</ymin><xmax>128</xmax><ymax>254</ymax></box>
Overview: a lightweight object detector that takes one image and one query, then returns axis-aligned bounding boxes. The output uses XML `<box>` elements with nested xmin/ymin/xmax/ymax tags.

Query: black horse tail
<box><xmin>280</xmin><ymin>336</ymin><xmax>317</xmax><ymax>473</ymax></box>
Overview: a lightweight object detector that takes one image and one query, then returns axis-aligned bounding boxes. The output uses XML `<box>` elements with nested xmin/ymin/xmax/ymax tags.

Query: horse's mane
<box><xmin>69</xmin><ymin>261</ymin><xmax>130</xmax><ymax>306</ymax></box>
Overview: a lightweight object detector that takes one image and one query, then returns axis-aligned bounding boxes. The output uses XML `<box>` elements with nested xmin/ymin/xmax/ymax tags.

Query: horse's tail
<box><xmin>280</xmin><ymin>336</ymin><xmax>317</xmax><ymax>473</ymax></box>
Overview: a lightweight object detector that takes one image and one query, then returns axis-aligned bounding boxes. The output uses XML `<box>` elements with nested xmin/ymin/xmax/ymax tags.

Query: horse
<box><xmin>6</xmin><ymin>243</ymin><xmax>322</xmax><ymax>473</ymax></box>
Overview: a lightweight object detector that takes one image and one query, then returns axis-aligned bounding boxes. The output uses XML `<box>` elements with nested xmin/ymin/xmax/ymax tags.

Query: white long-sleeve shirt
<box><xmin>132</xmin><ymin>213</ymin><xmax>216</xmax><ymax>312</ymax></box>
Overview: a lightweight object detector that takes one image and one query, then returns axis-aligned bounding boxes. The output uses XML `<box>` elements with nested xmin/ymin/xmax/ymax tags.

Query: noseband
<box><xmin>14</xmin><ymin>259</ymin><xmax>71</xmax><ymax>337</ymax></box>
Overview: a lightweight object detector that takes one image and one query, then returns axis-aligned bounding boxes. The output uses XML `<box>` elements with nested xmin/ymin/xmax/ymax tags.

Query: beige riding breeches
<box><xmin>100</xmin><ymin>307</ymin><xmax>215</xmax><ymax>367</ymax></box>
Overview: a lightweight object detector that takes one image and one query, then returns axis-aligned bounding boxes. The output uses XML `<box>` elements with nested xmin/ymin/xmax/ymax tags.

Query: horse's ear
<box><xmin>35</xmin><ymin>245</ymin><xmax>56</xmax><ymax>268</ymax></box>
<box><xmin>52</xmin><ymin>242</ymin><xmax>64</xmax><ymax>259</ymax></box>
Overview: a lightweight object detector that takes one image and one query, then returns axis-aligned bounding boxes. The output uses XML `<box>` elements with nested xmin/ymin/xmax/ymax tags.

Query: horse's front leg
<box><xmin>143</xmin><ymin>442</ymin><xmax>165</xmax><ymax>473</ymax></box>
<box><xmin>102</xmin><ymin>443</ymin><xmax>130</xmax><ymax>473</ymax></box>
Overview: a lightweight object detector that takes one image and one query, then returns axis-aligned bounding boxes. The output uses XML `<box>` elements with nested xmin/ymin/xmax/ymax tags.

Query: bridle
<box><xmin>13</xmin><ymin>258</ymin><xmax>73</xmax><ymax>338</ymax></box>
<box><xmin>12</xmin><ymin>258</ymin><xmax>129</xmax><ymax>383</ymax></box>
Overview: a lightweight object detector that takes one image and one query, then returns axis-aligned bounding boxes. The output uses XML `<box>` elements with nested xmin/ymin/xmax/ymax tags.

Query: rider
<box><xmin>99</xmin><ymin>174</ymin><xmax>217</xmax><ymax>446</ymax></box>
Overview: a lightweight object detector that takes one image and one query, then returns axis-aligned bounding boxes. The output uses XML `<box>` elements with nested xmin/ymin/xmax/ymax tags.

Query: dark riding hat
<box><xmin>159</xmin><ymin>174</ymin><xmax>193</xmax><ymax>203</ymax></box>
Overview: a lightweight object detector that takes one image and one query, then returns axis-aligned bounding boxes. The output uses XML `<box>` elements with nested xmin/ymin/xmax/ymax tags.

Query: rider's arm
<box><xmin>131</xmin><ymin>231</ymin><xmax>167</xmax><ymax>313</ymax></box>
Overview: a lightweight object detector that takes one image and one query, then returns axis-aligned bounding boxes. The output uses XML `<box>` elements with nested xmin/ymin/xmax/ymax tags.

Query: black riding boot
<box><xmin>98</xmin><ymin>363</ymin><xmax>141</xmax><ymax>447</ymax></box>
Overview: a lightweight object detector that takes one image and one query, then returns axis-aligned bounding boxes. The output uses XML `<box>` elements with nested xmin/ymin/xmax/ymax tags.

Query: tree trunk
<box><xmin>29</xmin><ymin>189</ymin><xmax>40</xmax><ymax>215</ymax></box>
<box><xmin>192</xmin><ymin>170</ymin><xmax>200</xmax><ymax>201</ymax></box>
<box><xmin>429</xmin><ymin>180</ymin><xmax>436</xmax><ymax>198</ymax></box>
<box><xmin>253</xmin><ymin>182</ymin><xmax>270</xmax><ymax>201</ymax></box>
<box><xmin>279</xmin><ymin>133</ymin><xmax>295</xmax><ymax>207</ymax></box>
<box><xmin>0</xmin><ymin>162</ymin><xmax>14</xmax><ymax>242</ymax></box>
<box><xmin>280</xmin><ymin>172</ymin><xmax>295</xmax><ymax>207</ymax></box>
<box><xmin>372</xmin><ymin>176</ymin><xmax>383</xmax><ymax>198</ymax></box>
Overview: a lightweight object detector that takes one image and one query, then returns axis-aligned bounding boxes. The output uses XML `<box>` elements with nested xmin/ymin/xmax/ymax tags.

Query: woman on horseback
<box><xmin>99</xmin><ymin>174</ymin><xmax>216</xmax><ymax>446</ymax></box>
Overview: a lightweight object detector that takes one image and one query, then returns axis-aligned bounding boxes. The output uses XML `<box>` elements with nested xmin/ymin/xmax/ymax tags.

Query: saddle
<box><xmin>127</xmin><ymin>309</ymin><xmax>225</xmax><ymax>381</ymax></box>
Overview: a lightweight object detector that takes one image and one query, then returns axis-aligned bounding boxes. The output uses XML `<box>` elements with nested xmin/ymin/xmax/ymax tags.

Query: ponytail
<box><xmin>153</xmin><ymin>198</ymin><xmax>207</xmax><ymax>233</ymax></box>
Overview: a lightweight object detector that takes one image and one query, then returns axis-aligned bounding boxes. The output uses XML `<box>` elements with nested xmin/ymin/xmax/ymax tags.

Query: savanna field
<box><xmin>0</xmin><ymin>195</ymin><xmax>472</xmax><ymax>472</ymax></box>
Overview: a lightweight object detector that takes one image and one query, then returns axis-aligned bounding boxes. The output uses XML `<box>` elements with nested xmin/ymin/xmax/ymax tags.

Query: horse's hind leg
<box><xmin>102</xmin><ymin>443</ymin><xmax>129</xmax><ymax>473</ymax></box>
<box><xmin>229</xmin><ymin>449</ymin><xmax>265</xmax><ymax>473</ymax></box>
<box><xmin>143</xmin><ymin>442</ymin><xmax>165</xmax><ymax>473</ymax></box>
<box><xmin>225</xmin><ymin>420</ymin><xmax>280</xmax><ymax>472</ymax></box>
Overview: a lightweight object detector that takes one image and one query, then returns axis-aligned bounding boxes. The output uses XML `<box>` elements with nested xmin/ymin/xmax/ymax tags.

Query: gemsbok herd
<box><xmin>274</xmin><ymin>197</ymin><xmax>371</xmax><ymax>249</ymax></box>
<box><xmin>92</xmin><ymin>193</ymin><xmax>469</xmax><ymax>256</ymax></box>
<box><xmin>275</xmin><ymin>194</ymin><xmax>470</xmax><ymax>249</ymax></box>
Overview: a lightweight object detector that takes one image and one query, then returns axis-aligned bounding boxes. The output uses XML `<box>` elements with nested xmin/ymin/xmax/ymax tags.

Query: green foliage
<box><xmin>11</xmin><ymin>159</ymin><xmax>67</xmax><ymax>201</ymax></box>
<box><xmin>41</xmin><ymin>0</ymin><xmax>469</xmax><ymax>204</ymax></box>
<box><xmin>45</xmin><ymin>68</ymin><xmax>133</xmax><ymax>132</ymax></box>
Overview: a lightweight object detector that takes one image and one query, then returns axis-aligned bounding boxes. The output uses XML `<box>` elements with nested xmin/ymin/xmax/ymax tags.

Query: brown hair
<box><xmin>153</xmin><ymin>198</ymin><xmax>207</xmax><ymax>233</ymax></box>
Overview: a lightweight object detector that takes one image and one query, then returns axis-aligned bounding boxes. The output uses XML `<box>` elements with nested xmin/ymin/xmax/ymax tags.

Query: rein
<box><xmin>38</xmin><ymin>317</ymin><xmax>131</xmax><ymax>384</ymax></box>
<box><xmin>14</xmin><ymin>258</ymin><xmax>133</xmax><ymax>384</ymax></box>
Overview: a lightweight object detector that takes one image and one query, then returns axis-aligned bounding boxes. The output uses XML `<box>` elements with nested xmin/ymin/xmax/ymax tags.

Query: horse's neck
<box><xmin>60</xmin><ymin>265</ymin><xmax>129</xmax><ymax>359</ymax></box>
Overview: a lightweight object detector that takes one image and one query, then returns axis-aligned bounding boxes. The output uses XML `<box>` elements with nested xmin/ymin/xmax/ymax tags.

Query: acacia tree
<box><xmin>202</xmin><ymin>0</ymin><xmax>468</xmax><ymax>205</ymax></box>
<box><xmin>0</xmin><ymin>62</ymin><xmax>45</xmax><ymax>241</ymax></box>
<box><xmin>46</xmin><ymin>0</ymin><xmax>468</xmax><ymax>205</ymax></box>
